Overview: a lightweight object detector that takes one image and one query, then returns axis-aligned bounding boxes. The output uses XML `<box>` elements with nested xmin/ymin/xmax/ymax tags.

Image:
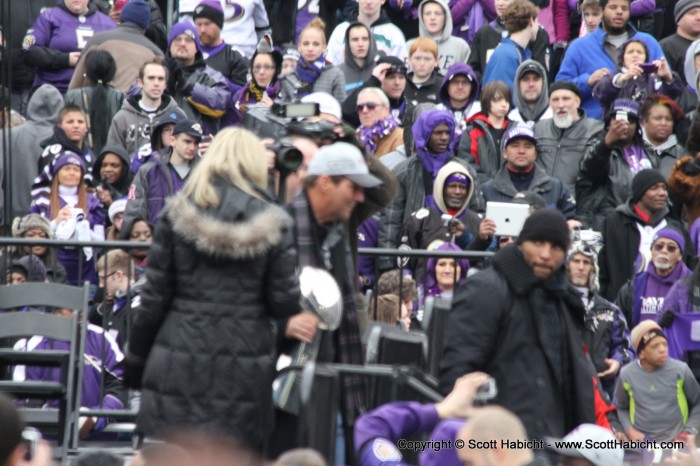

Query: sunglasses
<box><xmin>356</xmin><ymin>102</ymin><xmax>383</xmax><ymax>112</ymax></box>
<box><xmin>653</xmin><ymin>243</ymin><xmax>678</xmax><ymax>253</ymax></box>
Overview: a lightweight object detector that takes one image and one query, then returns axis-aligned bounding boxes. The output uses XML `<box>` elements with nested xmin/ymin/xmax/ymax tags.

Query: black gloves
<box><xmin>165</xmin><ymin>57</ymin><xmax>193</xmax><ymax>95</ymax></box>
<box><xmin>658</xmin><ymin>310</ymin><xmax>677</xmax><ymax>328</ymax></box>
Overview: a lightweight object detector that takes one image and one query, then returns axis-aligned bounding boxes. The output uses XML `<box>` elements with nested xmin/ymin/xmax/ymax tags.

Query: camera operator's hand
<box><xmin>95</xmin><ymin>185</ymin><xmax>113</xmax><ymax>207</ymax></box>
<box><xmin>435</xmin><ymin>372</ymin><xmax>491</xmax><ymax>419</ymax></box>
<box><xmin>604</xmin><ymin>119</ymin><xmax>631</xmax><ymax>147</ymax></box>
<box><xmin>261</xmin><ymin>138</ymin><xmax>276</xmax><ymax>170</ymax></box>
<box><xmin>372</xmin><ymin>63</ymin><xmax>393</xmax><ymax>81</ymax></box>
<box><xmin>448</xmin><ymin>218</ymin><xmax>465</xmax><ymax>238</ymax></box>
<box><xmin>285</xmin><ymin>311</ymin><xmax>320</xmax><ymax>343</ymax></box>
<box><xmin>198</xmin><ymin>134</ymin><xmax>214</xmax><ymax>156</ymax></box>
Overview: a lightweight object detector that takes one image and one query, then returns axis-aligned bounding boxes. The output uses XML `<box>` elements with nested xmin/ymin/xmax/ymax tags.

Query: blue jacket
<box><xmin>482</xmin><ymin>37</ymin><xmax>531</xmax><ymax>94</ymax></box>
<box><xmin>556</xmin><ymin>25</ymin><xmax>667</xmax><ymax>120</ymax></box>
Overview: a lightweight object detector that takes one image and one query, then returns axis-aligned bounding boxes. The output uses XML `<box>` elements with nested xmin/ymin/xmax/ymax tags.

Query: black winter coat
<box><xmin>439</xmin><ymin>245</ymin><xmax>597</xmax><ymax>440</ymax></box>
<box><xmin>598</xmin><ymin>202</ymin><xmax>691</xmax><ymax>302</ymax></box>
<box><xmin>128</xmin><ymin>180</ymin><xmax>300</xmax><ymax>447</ymax></box>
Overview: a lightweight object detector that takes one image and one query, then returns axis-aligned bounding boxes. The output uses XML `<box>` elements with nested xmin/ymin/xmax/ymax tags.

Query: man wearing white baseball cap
<box><xmin>548</xmin><ymin>423</ymin><xmax>624</xmax><ymax>466</ymax></box>
<box><xmin>301</xmin><ymin>92</ymin><xmax>343</xmax><ymax>124</ymax></box>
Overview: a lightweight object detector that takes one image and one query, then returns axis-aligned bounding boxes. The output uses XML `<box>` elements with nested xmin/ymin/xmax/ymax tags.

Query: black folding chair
<box><xmin>0</xmin><ymin>282</ymin><xmax>89</xmax><ymax>464</ymax></box>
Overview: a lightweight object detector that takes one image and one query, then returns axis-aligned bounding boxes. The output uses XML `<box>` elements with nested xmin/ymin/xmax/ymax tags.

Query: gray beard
<box><xmin>653</xmin><ymin>255</ymin><xmax>672</xmax><ymax>271</ymax></box>
<box><xmin>553</xmin><ymin>113</ymin><xmax>574</xmax><ymax>129</ymax></box>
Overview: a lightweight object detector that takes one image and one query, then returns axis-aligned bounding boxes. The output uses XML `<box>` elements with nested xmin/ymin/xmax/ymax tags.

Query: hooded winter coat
<box><xmin>326</xmin><ymin>10</ymin><xmax>407</xmax><ymax>65</ymax></box>
<box><xmin>92</xmin><ymin>145</ymin><xmax>132</xmax><ymax>200</ymax></box>
<box><xmin>10</xmin><ymin>85</ymin><xmax>64</xmax><ymax>220</ymax></box>
<box><xmin>405</xmin><ymin>70</ymin><xmax>444</xmax><ymax>106</ymax></box>
<box><xmin>402</xmin><ymin>161</ymin><xmax>483</xmax><ymax>280</ymax></box>
<box><xmin>535</xmin><ymin>109</ymin><xmax>604</xmax><ymax>194</ymax></box>
<box><xmin>106</xmin><ymin>95</ymin><xmax>181</xmax><ymax>156</ymax></box>
<box><xmin>406</xmin><ymin>0</ymin><xmax>471</xmax><ymax>74</ymax></box>
<box><xmin>377</xmin><ymin>110</ymin><xmax>483</xmax><ymax>272</ymax></box>
<box><xmin>437</xmin><ymin>63</ymin><xmax>481</xmax><ymax>136</ymax></box>
<box><xmin>128</xmin><ymin>181</ymin><xmax>300</xmax><ymax>448</ymax></box>
<box><xmin>509</xmin><ymin>60</ymin><xmax>553</xmax><ymax>124</ymax></box>
<box><xmin>684</xmin><ymin>39</ymin><xmax>700</xmax><ymax>95</ymax></box>
<box><xmin>337</xmin><ymin>23</ymin><xmax>379</xmax><ymax>93</ymax></box>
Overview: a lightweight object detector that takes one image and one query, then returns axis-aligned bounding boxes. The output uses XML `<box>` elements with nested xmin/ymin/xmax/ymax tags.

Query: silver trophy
<box><xmin>273</xmin><ymin>267</ymin><xmax>342</xmax><ymax>415</ymax></box>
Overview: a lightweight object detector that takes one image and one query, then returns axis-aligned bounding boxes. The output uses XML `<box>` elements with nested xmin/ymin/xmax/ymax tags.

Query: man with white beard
<box><xmin>534</xmin><ymin>81</ymin><xmax>603</xmax><ymax>196</ymax></box>
<box><xmin>616</xmin><ymin>228</ymin><xmax>692</xmax><ymax>328</ymax></box>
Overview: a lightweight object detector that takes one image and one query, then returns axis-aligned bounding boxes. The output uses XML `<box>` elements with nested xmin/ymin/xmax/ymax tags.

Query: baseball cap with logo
<box><xmin>172</xmin><ymin>119</ymin><xmax>204</xmax><ymax>140</ymax></box>
<box><xmin>504</xmin><ymin>124</ymin><xmax>537</xmax><ymax>147</ymax></box>
<box><xmin>307</xmin><ymin>142</ymin><xmax>382</xmax><ymax>188</ymax></box>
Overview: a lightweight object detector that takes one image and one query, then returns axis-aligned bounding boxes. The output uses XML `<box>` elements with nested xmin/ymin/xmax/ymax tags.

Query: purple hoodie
<box><xmin>422</xmin><ymin>243</ymin><xmax>469</xmax><ymax>303</ymax></box>
<box><xmin>438</xmin><ymin>63</ymin><xmax>480</xmax><ymax>135</ymax></box>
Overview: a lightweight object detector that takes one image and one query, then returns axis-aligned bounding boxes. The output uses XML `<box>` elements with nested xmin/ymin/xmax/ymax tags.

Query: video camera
<box><xmin>244</xmin><ymin>102</ymin><xmax>338</xmax><ymax>175</ymax></box>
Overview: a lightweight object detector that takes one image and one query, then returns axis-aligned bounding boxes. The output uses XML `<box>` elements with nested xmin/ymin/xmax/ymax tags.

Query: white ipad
<box><xmin>485</xmin><ymin>202</ymin><xmax>531</xmax><ymax>237</ymax></box>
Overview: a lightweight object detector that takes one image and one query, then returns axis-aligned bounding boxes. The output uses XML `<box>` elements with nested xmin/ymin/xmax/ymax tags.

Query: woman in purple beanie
<box><xmin>28</xmin><ymin>151</ymin><xmax>105</xmax><ymax>287</ymax></box>
<box><xmin>419</xmin><ymin>242</ymin><xmax>469</xmax><ymax>305</ymax></box>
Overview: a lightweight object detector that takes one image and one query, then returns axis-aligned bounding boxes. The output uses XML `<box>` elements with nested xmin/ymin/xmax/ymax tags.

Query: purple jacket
<box><xmin>28</xmin><ymin>194</ymin><xmax>104</xmax><ymax>285</ymax></box>
<box><xmin>16</xmin><ymin>324</ymin><xmax>124</xmax><ymax>433</ymax></box>
<box><xmin>124</xmin><ymin>149</ymin><xmax>191</xmax><ymax>227</ymax></box>
<box><xmin>354</xmin><ymin>401</ymin><xmax>463</xmax><ymax>466</ymax></box>
<box><xmin>23</xmin><ymin>2</ymin><xmax>116</xmax><ymax>93</ymax></box>
<box><xmin>449</xmin><ymin>0</ymin><xmax>496</xmax><ymax>44</ymax></box>
<box><xmin>630</xmin><ymin>261</ymin><xmax>692</xmax><ymax>326</ymax></box>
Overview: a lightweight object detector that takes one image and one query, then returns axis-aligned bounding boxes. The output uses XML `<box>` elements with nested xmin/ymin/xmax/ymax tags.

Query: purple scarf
<box><xmin>296</xmin><ymin>57</ymin><xmax>326</xmax><ymax>97</ymax></box>
<box><xmin>623</xmin><ymin>144</ymin><xmax>652</xmax><ymax>174</ymax></box>
<box><xmin>357</xmin><ymin>115</ymin><xmax>400</xmax><ymax>155</ymax></box>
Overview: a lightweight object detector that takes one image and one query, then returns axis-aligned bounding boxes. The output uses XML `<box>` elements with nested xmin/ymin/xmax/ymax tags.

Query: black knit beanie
<box><xmin>631</xmin><ymin>169</ymin><xmax>666</xmax><ymax>203</ymax></box>
<box><xmin>516</xmin><ymin>209</ymin><xmax>570</xmax><ymax>251</ymax></box>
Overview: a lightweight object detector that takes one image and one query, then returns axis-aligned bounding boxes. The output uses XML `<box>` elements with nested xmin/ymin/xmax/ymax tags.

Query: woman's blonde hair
<box><xmin>300</xmin><ymin>17</ymin><xmax>327</xmax><ymax>47</ymax></box>
<box><xmin>183</xmin><ymin>127</ymin><xmax>268</xmax><ymax>208</ymax></box>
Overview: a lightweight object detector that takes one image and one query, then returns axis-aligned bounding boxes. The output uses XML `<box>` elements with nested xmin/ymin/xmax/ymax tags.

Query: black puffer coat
<box><xmin>129</xmin><ymin>180</ymin><xmax>300</xmax><ymax>448</ymax></box>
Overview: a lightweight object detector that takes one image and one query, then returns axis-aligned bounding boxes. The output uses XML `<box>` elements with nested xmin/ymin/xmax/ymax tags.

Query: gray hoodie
<box><xmin>508</xmin><ymin>59</ymin><xmax>553</xmax><ymax>124</ymax></box>
<box><xmin>338</xmin><ymin>22</ymin><xmax>379</xmax><ymax>94</ymax></box>
<box><xmin>684</xmin><ymin>39</ymin><xmax>700</xmax><ymax>94</ymax></box>
<box><xmin>9</xmin><ymin>84</ymin><xmax>64</xmax><ymax>220</ymax></box>
<box><xmin>406</xmin><ymin>0</ymin><xmax>471</xmax><ymax>75</ymax></box>
<box><xmin>106</xmin><ymin>95</ymin><xmax>181</xmax><ymax>155</ymax></box>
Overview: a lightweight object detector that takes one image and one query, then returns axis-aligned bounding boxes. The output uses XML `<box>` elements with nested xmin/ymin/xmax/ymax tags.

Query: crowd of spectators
<box><xmin>7</xmin><ymin>0</ymin><xmax>700</xmax><ymax>464</ymax></box>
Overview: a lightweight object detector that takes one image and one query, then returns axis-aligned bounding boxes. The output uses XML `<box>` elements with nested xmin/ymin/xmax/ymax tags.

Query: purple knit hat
<box><xmin>51</xmin><ymin>151</ymin><xmax>85</xmax><ymax>178</ymax></box>
<box><xmin>168</xmin><ymin>21</ymin><xmax>201</xmax><ymax>50</ymax></box>
<box><xmin>653</xmin><ymin>227</ymin><xmax>685</xmax><ymax>254</ymax></box>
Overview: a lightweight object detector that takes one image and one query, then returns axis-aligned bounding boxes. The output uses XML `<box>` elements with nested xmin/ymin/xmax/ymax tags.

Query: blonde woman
<box><xmin>124</xmin><ymin>128</ymin><xmax>301</xmax><ymax>449</ymax></box>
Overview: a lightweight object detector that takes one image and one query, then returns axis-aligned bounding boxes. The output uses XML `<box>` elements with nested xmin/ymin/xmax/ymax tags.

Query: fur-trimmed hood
<box><xmin>668</xmin><ymin>156</ymin><xmax>700</xmax><ymax>207</ymax></box>
<box><xmin>165</xmin><ymin>182</ymin><xmax>293</xmax><ymax>260</ymax></box>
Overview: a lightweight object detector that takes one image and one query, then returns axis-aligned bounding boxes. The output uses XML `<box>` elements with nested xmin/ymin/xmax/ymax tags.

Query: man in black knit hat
<box><xmin>440</xmin><ymin>209</ymin><xmax>598</xmax><ymax>443</ymax></box>
<box><xmin>599</xmin><ymin>169</ymin><xmax>692</xmax><ymax>302</ymax></box>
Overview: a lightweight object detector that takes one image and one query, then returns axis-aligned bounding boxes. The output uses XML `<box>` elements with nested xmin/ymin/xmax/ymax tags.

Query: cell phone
<box><xmin>474</xmin><ymin>378</ymin><xmax>497</xmax><ymax>402</ymax></box>
<box><xmin>22</xmin><ymin>427</ymin><xmax>41</xmax><ymax>462</ymax></box>
<box><xmin>639</xmin><ymin>63</ymin><xmax>658</xmax><ymax>74</ymax></box>
<box><xmin>615</xmin><ymin>110</ymin><xmax>628</xmax><ymax>121</ymax></box>
<box><xmin>200</xmin><ymin>135</ymin><xmax>212</xmax><ymax>144</ymax></box>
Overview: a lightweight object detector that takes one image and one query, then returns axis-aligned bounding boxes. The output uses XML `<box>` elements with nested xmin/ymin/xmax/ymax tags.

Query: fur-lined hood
<box><xmin>165</xmin><ymin>184</ymin><xmax>293</xmax><ymax>260</ymax></box>
<box><xmin>668</xmin><ymin>156</ymin><xmax>700</xmax><ymax>207</ymax></box>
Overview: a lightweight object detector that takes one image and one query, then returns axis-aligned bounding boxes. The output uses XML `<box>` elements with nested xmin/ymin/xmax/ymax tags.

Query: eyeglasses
<box><xmin>253</xmin><ymin>65</ymin><xmax>275</xmax><ymax>72</ymax></box>
<box><xmin>99</xmin><ymin>271</ymin><xmax>117</xmax><ymax>283</ymax></box>
<box><xmin>653</xmin><ymin>243</ymin><xmax>678</xmax><ymax>253</ymax></box>
<box><xmin>356</xmin><ymin>102</ymin><xmax>383</xmax><ymax>112</ymax></box>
